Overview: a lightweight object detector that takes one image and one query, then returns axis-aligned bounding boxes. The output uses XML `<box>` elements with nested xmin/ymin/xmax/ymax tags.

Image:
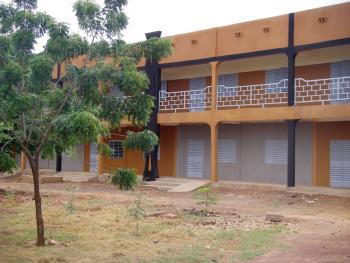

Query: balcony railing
<box><xmin>295</xmin><ymin>76</ymin><xmax>350</xmax><ymax>105</ymax></box>
<box><xmin>159</xmin><ymin>86</ymin><xmax>212</xmax><ymax>112</ymax></box>
<box><xmin>217</xmin><ymin>80</ymin><xmax>288</xmax><ymax>109</ymax></box>
<box><xmin>158</xmin><ymin>76</ymin><xmax>350</xmax><ymax>113</ymax></box>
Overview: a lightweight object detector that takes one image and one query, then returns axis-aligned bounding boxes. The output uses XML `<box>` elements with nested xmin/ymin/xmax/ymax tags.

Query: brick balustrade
<box><xmin>159</xmin><ymin>86</ymin><xmax>212</xmax><ymax>113</ymax></box>
<box><xmin>216</xmin><ymin>80</ymin><xmax>288</xmax><ymax>109</ymax></box>
<box><xmin>295</xmin><ymin>76</ymin><xmax>350</xmax><ymax>105</ymax></box>
<box><xmin>158</xmin><ymin>76</ymin><xmax>350</xmax><ymax>113</ymax></box>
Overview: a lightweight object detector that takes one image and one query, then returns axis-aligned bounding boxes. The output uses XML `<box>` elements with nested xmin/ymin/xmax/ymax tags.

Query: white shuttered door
<box><xmin>187</xmin><ymin>139</ymin><xmax>204</xmax><ymax>178</ymax></box>
<box><xmin>330</xmin><ymin>140</ymin><xmax>350</xmax><ymax>188</ymax></box>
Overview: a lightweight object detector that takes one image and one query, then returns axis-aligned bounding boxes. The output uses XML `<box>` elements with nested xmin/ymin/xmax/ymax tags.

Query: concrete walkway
<box><xmin>142</xmin><ymin>177</ymin><xmax>210</xmax><ymax>192</ymax></box>
<box><xmin>215</xmin><ymin>180</ymin><xmax>350</xmax><ymax>197</ymax></box>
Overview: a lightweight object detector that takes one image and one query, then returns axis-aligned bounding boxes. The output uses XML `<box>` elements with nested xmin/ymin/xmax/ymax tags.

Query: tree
<box><xmin>0</xmin><ymin>0</ymin><xmax>171</xmax><ymax>246</ymax></box>
<box><xmin>0</xmin><ymin>122</ymin><xmax>17</xmax><ymax>173</ymax></box>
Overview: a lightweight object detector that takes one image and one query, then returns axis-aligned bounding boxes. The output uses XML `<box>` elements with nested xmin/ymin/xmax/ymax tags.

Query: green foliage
<box><xmin>238</xmin><ymin>225</ymin><xmax>285</xmax><ymax>261</ymax></box>
<box><xmin>73</xmin><ymin>0</ymin><xmax>128</xmax><ymax>39</ymax></box>
<box><xmin>0</xmin><ymin>122</ymin><xmax>16</xmax><ymax>173</ymax></box>
<box><xmin>141</xmin><ymin>38</ymin><xmax>173</xmax><ymax>61</ymax></box>
<box><xmin>128</xmin><ymin>191</ymin><xmax>145</xmax><ymax>236</ymax></box>
<box><xmin>0</xmin><ymin>0</ymin><xmax>172</xmax><ymax>247</ymax></box>
<box><xmin>109</xmin><ymin>168</ymin><xmax>138</xmax><ymax>191</ymax></box>
<box><xmin>123</xmin><ymin>130</ymin><xmax>158</xmax><ymax>154</ymax></box>
<box><xmin>0</xmin><ymin>152</ymin><xmax>17</xmax><ymax>173</ymax></box>
<box><xmin>193</xmin><ymin>185</ymin><xmax>218</xmax><ymax>210</ymax></box>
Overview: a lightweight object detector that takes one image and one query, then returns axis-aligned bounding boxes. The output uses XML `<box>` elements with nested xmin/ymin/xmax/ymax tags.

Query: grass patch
<box><xmin>0</xmin><ymin>190</ymin><xmax>287</xmax><ymax>263</ymax></box>
<box><xmin>237</xmin><ymin>225</ymin><xmax>286</xmax><ymax>261</ymax></box>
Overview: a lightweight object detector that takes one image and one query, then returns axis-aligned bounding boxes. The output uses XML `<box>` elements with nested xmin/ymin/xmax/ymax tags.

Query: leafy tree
<box><xmin>0</xmin><ymin>0</ymin><xmax>171</xmax><ymax>246</ymax></box>
<box><xmin>0</xmin><ymin>122</ymin><xmax>17</xmax><ymax>173</ymax></box>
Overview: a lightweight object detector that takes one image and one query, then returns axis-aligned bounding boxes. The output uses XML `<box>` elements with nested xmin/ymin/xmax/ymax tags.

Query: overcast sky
<box><xmin>1</xmin><ymin>0</ymin><xmax>347</xmax><ymax>51</ymax></box>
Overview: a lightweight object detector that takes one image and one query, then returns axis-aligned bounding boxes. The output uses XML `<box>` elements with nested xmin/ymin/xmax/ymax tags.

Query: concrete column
<box><xmin>210</xmin><ymin>61</ymin><xmax>220</xmax><ymax>110</ymax></box>
<box><xmin>210</xmin><ymin>123</ymin><xmax>218</xmax><ymax>182</ymax></box>
<box><xmin>97</xmin><ymin>136</ymin><xmax>103</xmax><ymax>176</ymax></box>
<box><xmin>20</xmin><ymin>151</ymin><xmax>27</xmax><ymax>172</ymax></box>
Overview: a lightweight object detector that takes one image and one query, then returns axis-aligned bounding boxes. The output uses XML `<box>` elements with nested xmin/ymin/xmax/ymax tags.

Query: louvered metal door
<box><xmin>90</xmin><ymin>144</ymin><xmax>98</xmax><ymax>173</ymax></box>
<box><xmin>330</xmin><ymin>140</ymin><xmax>350</xmax><ymax>188</ymax></box>
<box><xmin>187</xmin><ymin>139</ymin><xmax>204</xmax><ymax>178</ymax></box>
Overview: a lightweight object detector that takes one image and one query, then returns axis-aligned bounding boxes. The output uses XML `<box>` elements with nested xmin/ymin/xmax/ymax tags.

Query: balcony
<box><xmin>158</xmin><ymin>76</ymin><xmax>350</xmax><ymax>112</ymax></box>
<box><xmin>159</xmin><ymin>86</ymin><xmax>212</xmax><ymax>113</ymax></box>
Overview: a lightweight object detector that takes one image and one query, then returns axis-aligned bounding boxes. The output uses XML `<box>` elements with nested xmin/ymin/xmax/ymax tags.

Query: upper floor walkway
<box><xmin>159</xmin><ymin>76</ymin><xmax>350</xmax><ymax>113</ymax></box>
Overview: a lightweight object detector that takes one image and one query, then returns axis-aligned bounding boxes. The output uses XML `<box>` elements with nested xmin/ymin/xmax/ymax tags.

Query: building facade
<box><xmin>22</xmin><ymin>2</ymin><xmax>350</xmax><ymax>188</ymax></box>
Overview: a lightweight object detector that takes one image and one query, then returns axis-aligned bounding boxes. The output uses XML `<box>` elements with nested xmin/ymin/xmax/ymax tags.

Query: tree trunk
<box><xmin>143</xmin><ymin>153</ymin><xmax>150</xmax><ymax>180</ymax></box>
<box><xmin>31</xmin><ymin>157</ymin><xmax>45</xmax><ymax>246</ymax></box>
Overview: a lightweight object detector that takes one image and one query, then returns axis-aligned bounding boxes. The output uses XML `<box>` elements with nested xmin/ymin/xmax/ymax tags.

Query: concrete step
<box><xmin>141</xmin><ymin>184</ymin><xmax>173</xmax><ymax>191</ymax></box>
<box><xmin>142</xmin><ymin>181</ymin><xmax>183</xmax><ymax>187</ymax></box>
<box><xmin>23</xmin><ymin>169</ymin><xmax>57</xmax><ymax>176</ymax></box>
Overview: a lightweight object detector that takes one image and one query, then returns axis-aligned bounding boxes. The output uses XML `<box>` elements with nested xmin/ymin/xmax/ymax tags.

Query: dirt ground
<box><xmin>0</xmin><ymin>177</ymin><xmax>349</xmax><ymax>263</ymax></box>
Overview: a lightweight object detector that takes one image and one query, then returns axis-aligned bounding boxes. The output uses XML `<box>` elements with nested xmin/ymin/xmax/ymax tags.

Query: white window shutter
<box><xmin>217</xmin><ymin>140</ymin><xmax>236</xmax><ymax>163</ymax></box>
<box><xmin>264</xmin><ymin>140</ymin><xmax>288</xmax><ymax>165</ymax></box>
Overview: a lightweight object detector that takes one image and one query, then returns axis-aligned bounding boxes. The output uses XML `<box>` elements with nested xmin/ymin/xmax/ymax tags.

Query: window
<box><xmin>160</xmin><ymin>81</ymin><xmax>167</xmax><ymax>99</ymax></box>
<box><xmin>265</xmin><ymin>68</ymin><xmax>288</xmax><ymax>93</ymax></box>
<box><xmin>331</xmin><ymin>60</ymin><xmax>350</xmax><ymax>78</ymax></box>
<box><xmin>330</xmin><ymin>60</ymin><xmax>350</xmax><ymax>104</ymax></box>
<box><xmin>189</xmin><ymin>77</ymin><xmax>206</xmax><ymax>112</ymax></box>
<box><xmin>218</xmin><ymin>74</ymin><xmax>238</xmax><ymax>97</ymax></box>
<box><xmin>109</xmin><ymin>140</ymin><xmax>124</xmax><ymax>159</ymax></box>
<box><xmin>217</xmin><ymin>140</ymin><xmax>236</xmax><ymax>163</ymax></box>
<box><xmin>264</xmin><ymin>140</ymin><xmax>287</xmax><ymax>165</ymax></box>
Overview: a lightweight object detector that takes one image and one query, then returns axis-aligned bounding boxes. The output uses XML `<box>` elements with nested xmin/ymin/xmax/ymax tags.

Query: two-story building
<box><xmin>21</xmin><ymin>2</ymin><xmax>350</xmax><ymax>188</ymax></box>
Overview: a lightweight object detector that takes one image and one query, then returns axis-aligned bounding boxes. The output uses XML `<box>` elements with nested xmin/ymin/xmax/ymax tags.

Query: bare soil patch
<box><xmin>0</xmin><ymin>179</ymin><xmax>349</xmax><ymax>263</ymax></box>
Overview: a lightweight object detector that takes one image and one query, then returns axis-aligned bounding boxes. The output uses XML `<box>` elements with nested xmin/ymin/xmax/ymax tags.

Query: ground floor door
<box><xmin>90</xmin><ymin>144</ymin><xmax>98</xmax><ymax>173</ymax></box>
<box><xmin>186</xmin><ymin>139</ymin><xmax>204</xmax><ymax>178</ymax></box>
<box><xmin>330</xmin><ymin>140</ymin><xmax>350</xmax><ymax>188</ymax></box>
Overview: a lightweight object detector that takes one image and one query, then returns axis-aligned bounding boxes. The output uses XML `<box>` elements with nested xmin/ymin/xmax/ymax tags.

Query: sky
<box><xmin>1</xmin><ymin>0</ymin><xmax>348</xmax><ymax>51</ymax></box>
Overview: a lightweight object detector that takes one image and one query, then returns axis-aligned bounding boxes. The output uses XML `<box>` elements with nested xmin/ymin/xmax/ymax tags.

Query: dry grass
<box><xmin>0</xmin><ymin>188</ymin><xmax>286</xmax><ymax>263</ymax></box>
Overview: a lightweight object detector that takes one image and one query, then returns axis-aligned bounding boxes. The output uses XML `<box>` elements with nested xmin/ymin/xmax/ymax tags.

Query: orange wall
<box><xmin>314</xmin><ymin>121</ymin><xmax>350</xmax><ymax>186</ymax></box>
<box><xmin>158</xmin><ymin>126</ymin><xmax>178</xmax><ymax>177</ymax></box>
<box><xmin>295</xmin><ymin>2</ymin><xmax>350</xmax><ymax>46</ymax></box>
<box><xmin>296</xmin><ymin>63</ymin><xmax>330</xmax><ymax>79</ymax></box>
<box><xmin>161</xmin><ymin>28</ymin><xmax>217</xmax><ymax>64</ymax></box>
<box><xmin>238</xmin><ymin>70</ymin><xmax>265</xmax><ymax>86</ymax></box>
<box><xmin>216</xmin><ymin>15</ymin><xmax>289</xmax><ymax>57</ymax></box>
<box><xmin>167</xmin><ymin>79</ymin><xmax>190</xmax><ymax>92</ymax></box>
<box><xmin>84</xmin><ymin>144</ymin><xmax>90</xmax><ymax>172</ymax></box>
<box><xmin>99</xmin><ymin>126</ymin><xmax>177</xmax><ymax>177</ymax></box>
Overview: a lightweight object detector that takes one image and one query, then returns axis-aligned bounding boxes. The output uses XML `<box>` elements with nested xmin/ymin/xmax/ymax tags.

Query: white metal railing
<box><xmin>217</xmin><ymin>79</ymin><xmax>288</xmax><ymax>109</ymax></box>
<box><xmin>295</xmin><ymin>76</ymin><xmax>350</xmax><ymax>105</ymax></box>
<box><xmin>159</xmin><ymin>86</ymin><xmax>212</xmax><ymax>112</ymax></box>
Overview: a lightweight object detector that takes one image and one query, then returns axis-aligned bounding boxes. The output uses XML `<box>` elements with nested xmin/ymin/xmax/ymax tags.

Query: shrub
<box><xmin>109</xmin><ymin>168</ymin><xmax>138</xmax><ymax>191</ymax></box>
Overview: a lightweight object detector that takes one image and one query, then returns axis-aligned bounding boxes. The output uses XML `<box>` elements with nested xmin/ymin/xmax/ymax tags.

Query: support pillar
<box><xmin>210</xmin><ymin>124</ymin><xmax>218</xmax><ymax>182</ymax></box>
<box><xmin>210</xmin><ymin>61</ymin><xmax>220</xmax><ymax>110</ymax></box>
<box><xmin>20</xmin><ymin>151</ymin><xmax>27</xmax><ymax>172</ymax></box>
<box><xmin>143</xmin><ymin>31</ymin><xmax>162</xmax><ymax>181</ymax></box>
<box><xmin>287</xmin><ymin>120</ymin><xmax>297</xmax><ymax>187</ymax></box>
<box><xmin>56</xmin><ymin>152</ymin><xmax>62</xmax><ymax>172</ymax></box>
<box><xmin>97</xmin><ymin>136</ymin><xmax>103</xmax><ymax>176</ymax></box>
<box><xmin>209</xmin><ymin>61</ymin><xmax>220</xmax><ymax>182</ymax></box>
